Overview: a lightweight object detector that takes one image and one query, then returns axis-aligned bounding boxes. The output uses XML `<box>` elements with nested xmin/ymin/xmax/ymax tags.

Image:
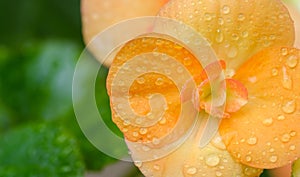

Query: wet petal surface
<box><xmin>219</xmin><ymin>47</ymin><xmax>300</xmax><ymax>169</ymax></box>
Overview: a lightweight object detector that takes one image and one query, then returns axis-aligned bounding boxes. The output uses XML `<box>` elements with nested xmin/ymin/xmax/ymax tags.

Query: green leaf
<box><xmin>0</xmin><ymin>123</ymin><xmax>85</xmax><ymax>177</ymax></box>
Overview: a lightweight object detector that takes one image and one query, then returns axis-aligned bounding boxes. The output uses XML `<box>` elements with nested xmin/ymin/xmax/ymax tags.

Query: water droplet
<box><xmin>269</xmin><ymin>148</ymin><xmax>275</xmax><ymax>152</ymax></box>
<box><xmin>211</xmin><ymin>136</ymin><xmax>226</xmax><ymax>150</ymax></box>
<box><xmin>222</xmin><ymin>5</ymin><xmax>231</xmax><ymax>14</ymax></box>
<box><xmin>152</xmin><ymin>137</ymin><xmax>160</xmax><ymax>145</ymax></box>
<box><xmin>132</xmin><ymin>131</ymin><xmax>139</xmax><ymax>137</ymax></box>
<box><xmin>282</xmin><ymin>66</ymin><xmax>292</xmax><ymax>90</ymax></box>
<box><xmin>136</xmin><ymin>77</ymin><xmax>145</xmax><ymax>84</ymax></box>
<box><xmin>271</xmin><ymin>68</ymin><xmax>278</xmax><ymax>76</ymax></box>
<box><xmin>248</xmin><ymin>76</ymin><xmax>257</xmax><ymax>83</ymax></box>
<box><xmin>205</xmin><ymin>154</ymin><xmax>220</xmax><ymax>167</ymax></box>
<box><xmin>204</xmin><ymin>13</ymin><xmax>212</xmax><ymax>21</ymax></box>
<box><xmin>290</xmin><ymin>131</ymin><xmax>297</xmax><ymax>137</ymax></box>
<box><xmin>232</xmin><ymin>33</ymin><xmax>239</xmax><ymax>41</ymax></box>
<box><xmin>139</xmin><ymin>128</ymin><xmax>148</xmax><ymax>135</ymax></box>
<box><xmin>269</xmin><ymin>155</ymin><xmax>278</xmax><ymax>163</ymax></box>
<box><xmin>218</xmin><ymin>17</ymin><xmax>224</xmax><ymax>25</ymax></box>
<box><xmin>286</xmin><ymin>55</ymin><xmax>298</xmax><ymax>68</ymax></box>
<box><xmin>155</xmin><ymin>78</ymin><xmax>164</xmax><ymax>86</ymax></box>
<box><xmin>282</xmin><ymin>99</ymin><xmax>296</xmax><ymax>114</ymax></box>
<box><xmin>289</xmin><ymin>145</ymin><xmax>296</xmax><ymax>151</ymax></box>
<box><xmin>177</xmin><ymin>66</ymin><xmax>184</xmax><ymax>73</ymax></box>
<box><xmin>216</xmin><ymin>171</ymin><xmax>223</xmax><ymax>176</ymax></box>
<box><xmin>262</xmin><ymin>118</ymin><xmax>273</xmax><ymax>126</ymax></box>
<box><xmin>241</xmin><ymin>31</ymin><xmax>249</xmax><ymax>38</ymax></box>
<box><xmin>227</xmin><ymin>45</ymin><xmax>238</xmax><ymax>58</ymax></box>
<box><xmin>247</xmin><ymin>136</ymin><xmax>257</xmax><ymax>145</ymax></box>
<box><xmin>216</xmin><ymin>29</ymin><xmax>224</xmax><ymax>43</ymax></box>
<box><xmin>134</xmin><ymin>161</ymin><xmax>143</xmax><ymax>167</ymax></box>
<box><xmin>281</xmin><ymin>48</ymin><xmax>288</xmax><ymax>56</ymax></box>
<box><xmin>153</xmin><ymin>164</ymin><xmax>160</xmax><ymax>170</ymax></box>
<box><xmin>281</xmin><ymin>133</ymin><xmax>291</xmax><ymax>143</ymax></box>
<box><xmin>277</xmin><ymin>115</ymin><xmax>285</xmax><ymax>120</ymax></box>
<box><xmin>183</xmin><ymin>57</ymin><xmax>192</xmax><ymax>66</ymax></box>
<box><xmin>245</xmin><ymin>155</ymin><xmax>252</xmax><ymax>162</ymax></box>
<box><xmin>186</xmin><ymin>167</ymin><xmax>197</xmax><ymax>175</ymax></box>
<box><xmin>238</xmin><ymin>13</ymin><xmax>246</xmax><ymax>21</ymax></box>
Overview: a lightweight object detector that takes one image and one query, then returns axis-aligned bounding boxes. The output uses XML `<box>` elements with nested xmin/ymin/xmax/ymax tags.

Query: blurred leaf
<box><xmin>0</xmin><ymin>0</ymin><xmax>82</xmax><ymax>46</ymax></box>
<box><xmin>0</xmin><ymin>40</ymin><xmax>79</xmax><ymax>122</ymax></box>
<box><xmin>0</xmin><ymin>123</ymin><xmax>84</xmax><ymax>177</ymax></box>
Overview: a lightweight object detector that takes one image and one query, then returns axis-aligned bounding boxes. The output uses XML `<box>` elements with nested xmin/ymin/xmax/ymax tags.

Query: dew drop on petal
<box><xmin>271</xmin><ymin>68</ymin><xmax>278</xmax><ymax>76</ymax></box>
<box><xmin>216</xmin><ymin>171</ymin><xmax>223</xmax><ymax>176</ymax></box>
<box><xmin>132</xmin><ymin>131</ymin><xmax>139</xmax><ymax>137</ymax></box>
<box><xmin>152</xmin><ymin>137</ymin><xmax>160</xmax><ymax>145</ymax></box>
<box><xmin>153</xmin><ymin>164</ymin><xmax>160</xmax><ymax>170</ymax></box>
<box><xmin>241</xmin><ymin>31</ymin><xmax>249</xmax><ymax>38</ymax></box>
<box><xmin>282</xmin><ymin>66</ymin><xmax>292</xmax><ymax>90</ymax></box>
<box><xmin>247</xmin><ymin>136</ymin><xmax>258</xmax><ymax>145</ymax></box>
<box><xmin>281</xmin><ymin>133</ymin><xmax>291</xmax><ymax>143</ymax></box>
<box><xmin>204</xmin><ymin>13</ymin><xmax>212</xmax><ymax>21</ymax></box>
<box><xmin>290</xmin><ymin>131</ymin><xmax>297</xmax><ymax>137</ymax></box>
<box><xmin>216</xmin><ymin>29</ymin><xmax>224</xmax><ymax>43</ymax></box>
<box><xmin>282</xmin><ymin>99</ymin><xmax>296</xmax><ymax>114</ymax></box>
<box><xmin>205</xmin><ymin>154</ymin><xmax>220</xmax><ymax>167</ymax></box>
<box><xmin>289</xmin><ymin>145</ymin><xmax>296</xmax><ymax>151</ymax></box>
<box><xmin>248</xmin><ymin>76</ymin><xmax>257</xmax><ymax>83</ymax></box>
<box><xmin>281</xmin><ymin>47</ymin><xmax>288</xmax><ymax>56</ymax></box>
<box><xmin>277</xmin><ymin>115</ymin><xmax>286</xmax><ymax>120</ymax></box>
<box><xmin>262</xmin><ymin>118</ymin><xmax>273</xmax><ymax>126</ymax></box>
<box><xmin>269</xmin><ymin>155</ymin><xmax>278</xmax><ymax>163</ymax></box>
<box><xmin>139</xmin><ymin>128</ymin><xmax>148</xmax><ymax>135</ymax></box>
<box><xmin>222</xmin><ymin>5</ymin><xmax>231</xmax><ymax>14</ymax></box>
<box><xmin>218</xmin><ymin>17</ymin><xmax>224</xmax><ymax>25</ymax></box>
<box><xmin>136</xmin><ymin>77</ymin><xmax>145</xmax><ymax>84</ymax></box>
<box><xmin>155</xmin><ymin>78</ymin><xmax>164</xmax><ymax>86</ymax></box>
<box><xmin>286</xmin><ymin>55</ymin><xmax>298</xmax><ymax>68</ymax></box>
<box><xmin>186</xmin><ymin>167</ymin><xmax>197</xmax><ymax>175</ymax></box>
<box><xmin>245</xmin><ymin>155</ymin><xmax>252</xmax><ymax>162</ymax></box>
<box><xmin>238</xmin><ymin>13</ymin><xmax>246</xmax><ymax>21</ymax></box>
<box><xmin>211</xmin><ymin>136</ymin><xmax>226</xmax><ymax>150</ymax></box>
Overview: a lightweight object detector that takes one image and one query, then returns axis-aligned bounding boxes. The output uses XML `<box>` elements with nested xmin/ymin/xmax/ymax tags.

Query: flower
<box><xmin>83</xmin><ymin>0</ymin><xmax>300</xmax><ymax>176</ymax></box>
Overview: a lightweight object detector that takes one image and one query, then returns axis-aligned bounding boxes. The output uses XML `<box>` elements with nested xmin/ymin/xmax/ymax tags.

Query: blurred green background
<box><xmin>0</xmin><ymin>0</ymin><xmax>134</xmax><ymax>176</ymax></box>
<box><xmin>1</xmin><ymin>0</ymin><xmax>297</xmax><ymax>176</ymax></box>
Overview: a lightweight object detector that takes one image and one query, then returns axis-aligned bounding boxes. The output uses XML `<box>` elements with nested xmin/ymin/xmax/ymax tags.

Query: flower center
<box><xmin>195</xmin><ymin>61</ymin><xmax>248</xmax><ymax>118</ymax></box>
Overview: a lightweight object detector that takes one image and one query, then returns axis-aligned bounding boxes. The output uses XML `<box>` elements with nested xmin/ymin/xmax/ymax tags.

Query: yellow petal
<box><xmin>128</xmin><ymin>113</ymin><xmax>263</xmax><ymax>177</ymax></box>
<box><xmin>81</xmin><ymin>0</ymin><xmax>168</xmax><ymax>66</ymax></box>
<box><xmin>159</xmin><ymin>0</ymin><xmax>295</xmax><ymax>71</ymax></box>
<box><xmin>219</xmin><ymin>47</ymin><xmax>300</xmax><ymax>169</ymax></box>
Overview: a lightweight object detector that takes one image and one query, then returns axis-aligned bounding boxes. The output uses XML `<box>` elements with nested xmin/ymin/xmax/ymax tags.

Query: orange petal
<box><xmin>159</xmin><ymin>0</ymin><xmax>295</xmax><ymax>71</ymax></box>
<box><xmin>219</xmin><ymin>47</ymin><xmax>300</xmax><ymax>169</ymax></box>
<box><xmin>107</xmin><ymin>34</ymin><xmax>203</xmax><ymax>143</ymax></box>
<box><xmin>81</xmin><ymin>0</ymin><xmax>169</xmax><ymax>66</ymax></box>
<box><xmin>128</xmin><ymin>114</ymin><xmax>263</xmax><ymax>177</ymax></box>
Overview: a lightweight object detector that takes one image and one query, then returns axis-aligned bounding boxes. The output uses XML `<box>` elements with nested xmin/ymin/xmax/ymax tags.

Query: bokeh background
<box><xmin>0</xmin><ymin>0</ymin><xmax>298</xmax><ymax>176</ymax></box>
